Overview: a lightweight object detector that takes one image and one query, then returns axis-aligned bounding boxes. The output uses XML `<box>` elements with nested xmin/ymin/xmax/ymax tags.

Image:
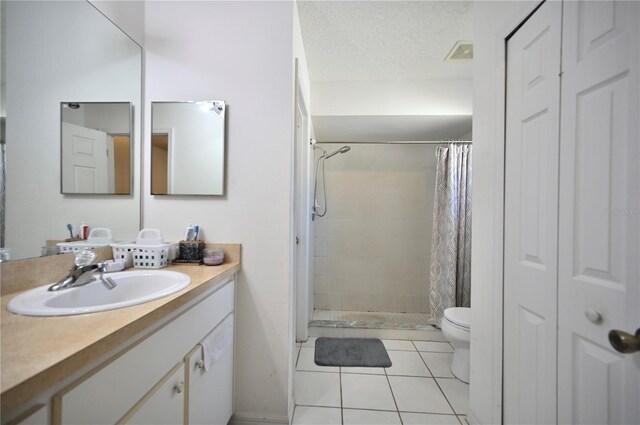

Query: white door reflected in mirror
<box><xmin>60</xmin><ymin>102</ymin><xmax>133</xmax><ymax>195</ymax></box>
<box><xmin>151</xmin><ymin>101</ymin><xmax>226</xmax><ymax>196</ymax></box>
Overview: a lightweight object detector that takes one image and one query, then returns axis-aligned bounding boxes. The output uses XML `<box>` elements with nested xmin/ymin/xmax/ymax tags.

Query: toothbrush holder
<box><xmin>177</xmin><ymin>240</ymin><xmax>205</xmax><ymax>263</ymax></box>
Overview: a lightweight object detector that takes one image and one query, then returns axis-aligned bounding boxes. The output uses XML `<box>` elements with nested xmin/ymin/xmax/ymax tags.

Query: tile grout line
<box><xmin>295</xmin><ymin>345</ymin><xmax>302</xmax><ymax>369</ymax></box>
<box><xmin>297</xmin><ymin>369</ymin><xmax>340</xmax><ymax>374</ymax></box>
<box><xmin>295</xmin><ymin>403</ymin><xmax>343</xmax><ymax>410</ymax></box>
<box><xmin>295</xmin><ymin>403</ymin><xmax>414</xmax><ymax>414</ymax></box>
<box><xmin>294</xmin><ymin>337</ymin><xmax>463</xmax><ymax>423</ymax></box>
<box><xmin>383</xmin><ymin>367</ymin><xmax>403</xmax><ymax>425</ymax></box>
<box><xmin>414</xmin><ymin>341</ymin><xmax>459</xmax><ymax>417</ymax></box>
<box><xmin>410</xmin><ymin>339</ymin><xmax>419</xmax><ymax>351</ymax></box>
<box><xmin>390</xmin><ymin>409</ymin><xmax>461</xmax><ymax>416</ymax></box>
<box><xmin>341</xmin><ymin>407</ymin><xmax>408</xmax><ymax>413</ymax></box>
<box><xmin>339</xmin><ymin>366</ymin><xmax>344</xmax><ymax>425</ymax></box>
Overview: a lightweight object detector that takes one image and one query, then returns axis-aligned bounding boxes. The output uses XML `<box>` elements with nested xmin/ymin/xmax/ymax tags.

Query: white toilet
<box><xmin>441</xmin><ymin>307</ymin><xmax>470</xmax><ymax>383</ymax></box>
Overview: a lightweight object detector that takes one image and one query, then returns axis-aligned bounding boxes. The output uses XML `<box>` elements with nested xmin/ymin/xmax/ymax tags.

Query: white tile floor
<box><xmin>293</xmin><ymin>336</ymin><xmax>469</xmax><ymax>425</ymax></box>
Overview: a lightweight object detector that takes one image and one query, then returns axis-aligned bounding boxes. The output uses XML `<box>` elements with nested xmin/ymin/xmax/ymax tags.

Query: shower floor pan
<box><xmin>310</xmin><ymin>309</ymin><xmax>434</xmax><ymax>331</ymax></box>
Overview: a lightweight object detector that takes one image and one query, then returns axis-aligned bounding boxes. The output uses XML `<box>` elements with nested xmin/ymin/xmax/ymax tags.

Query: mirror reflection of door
<box><xmin>61</xmin><ymin>122</ymin><xmax>109</xmax><ymax>193</ymax></box>
<box><xmin>111</xmin><ymin>135</ymin><xmax>131</xmax><ymax>194</ymax></box>
<box><xmin>60</xmin><ymin>102</ymin><xmax>132</xmax><ymax>194</ymax></box>
<box><xmin>151</xmin><ymin>133</ymin><xmax>169</xmax><ymax>195</ymax></box>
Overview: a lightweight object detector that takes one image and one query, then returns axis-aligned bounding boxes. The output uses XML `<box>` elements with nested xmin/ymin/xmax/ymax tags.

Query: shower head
<box><xmin>323</xmin><ymin>146</ymin><xmax>351</xmax><ymax>159</ymax></box>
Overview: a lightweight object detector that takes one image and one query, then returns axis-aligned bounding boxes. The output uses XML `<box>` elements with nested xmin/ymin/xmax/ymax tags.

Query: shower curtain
<box><xmin>427</xmin><ymin>144</ymin><xmax>472</xmax><ymax>326</ymax></box>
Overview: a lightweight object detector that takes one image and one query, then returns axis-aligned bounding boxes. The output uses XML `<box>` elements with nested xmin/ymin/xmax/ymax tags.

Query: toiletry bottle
<box><xmin>184</xmin><ymin>224</ymin><xmax>194</xmax><ymax>241</ymax></box>
<box><xmin>80</xmin><ymin>222</ymin><xmax>89</xmax><ymax>239</ymax></box>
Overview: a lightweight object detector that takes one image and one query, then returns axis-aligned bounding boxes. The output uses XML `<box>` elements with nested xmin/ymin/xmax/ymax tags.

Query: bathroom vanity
<box><xmin>0</xmin><ymin>245</ymin><xmax>241</xmax><ymax>425</ymax></box>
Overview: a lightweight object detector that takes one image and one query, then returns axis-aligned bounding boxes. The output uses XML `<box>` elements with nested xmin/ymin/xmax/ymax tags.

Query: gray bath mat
<box><xmin>314</xmin><ymin>337</ymin><xmax>392</xmax><ymax>367</ymax></box>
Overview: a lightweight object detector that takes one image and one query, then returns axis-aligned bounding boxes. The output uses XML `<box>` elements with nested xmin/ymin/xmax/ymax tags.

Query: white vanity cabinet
<box><xmin>49</xmin><ymin>276</ymin><xmax>235</xmax><ymax>425</ymax></box>
<box><xmin>6</xmin><ymin>405</ymin><xmax>48</xmax><ymax>425</ymax></box>
<box><xmin>124</xmin><ymin>364</ymin><xmax>185</xmax><ymax>425</ymax></box>
<box><xmin>184</xmin><ymin>341</ymin><xmax>234</xmax><ymax>425</ymax></box>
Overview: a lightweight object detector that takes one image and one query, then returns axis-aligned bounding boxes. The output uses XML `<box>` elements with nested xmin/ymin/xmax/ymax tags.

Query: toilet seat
<box><xmin>443</xmin><ymin>307</ymin><xmax>470</xmax><ymax>330</ymax></box>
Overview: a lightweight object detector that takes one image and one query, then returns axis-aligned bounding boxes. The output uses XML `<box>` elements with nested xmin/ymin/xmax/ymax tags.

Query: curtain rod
<box><xmin>311</xmin><ymin>140</ymin><xmax>472</xmax><ymax>145</ymax></box>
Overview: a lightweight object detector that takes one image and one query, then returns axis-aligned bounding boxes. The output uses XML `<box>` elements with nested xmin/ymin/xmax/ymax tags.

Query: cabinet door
<box><xmin>123</xmin><ymin>363</ymin><xmax>185</xmax><ymax>425</ymax></box>
<box><xmin>54</xmin><ymin>279</ymin><xmax>235</xmax><ymax>425</ymax></box>
<box><xmin>185</xmin><ymin>344</ymin><xmax>233</xmax><ymax>425</ymax></box>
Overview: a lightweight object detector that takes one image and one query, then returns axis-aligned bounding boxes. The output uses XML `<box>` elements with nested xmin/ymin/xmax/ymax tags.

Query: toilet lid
<box><xmin>444</xmin><ymin>307</ymin><xmax>470</xmax><ymax>329</ymax></box>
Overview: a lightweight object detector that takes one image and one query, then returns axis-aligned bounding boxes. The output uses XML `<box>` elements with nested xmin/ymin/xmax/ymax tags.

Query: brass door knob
<box><xmin>608</xmin><ymin>329</ymin><xmax>640</xmax><ymax>354</ymax></box>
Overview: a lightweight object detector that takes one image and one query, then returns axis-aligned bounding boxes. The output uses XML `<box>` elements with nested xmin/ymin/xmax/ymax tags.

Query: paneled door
<box><xmin>61</xmin><ymin>122</ymin><xmax>108</xmax><ymax>193</ymax></box>
<box><xmin>503</xmin><ymin>1</ymin><xmax>562</xmax><ymax>423</ymax></box>
<box><xmin>558</xmin><ymin>1</ymin><xmax>640</xmax><ymax>424</ymax></box>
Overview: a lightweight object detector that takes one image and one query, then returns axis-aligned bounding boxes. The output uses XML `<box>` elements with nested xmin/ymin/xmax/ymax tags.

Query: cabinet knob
<box><xmin>196</xmin><ymin>359</ymin><xmax>205</xmax><ymax>369</ymax></box>
<box><xmin>585</xmin><ymin>308</ymin><xmax>602</xmax><ymax>324</ymax></box>
<box><xmin>175</xmin><ymin>381</ymin><xmax>184</xmax><ymax>394</ymax></box>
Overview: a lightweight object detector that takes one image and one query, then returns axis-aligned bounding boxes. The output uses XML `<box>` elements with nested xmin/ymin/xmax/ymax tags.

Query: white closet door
<box><xmin>558</xmin><ymin>1</ymin><xmax>640</xmax><ymax>424</ymax></box>
<box><xmin>504</xmin><ymin>1</ymin><xmax>562</xmax><ymax>424</ymax></box>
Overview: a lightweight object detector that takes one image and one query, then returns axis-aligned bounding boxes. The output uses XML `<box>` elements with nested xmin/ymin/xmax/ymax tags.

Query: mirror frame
<box><xmin>60</xmin><ymin>101</ymin><xmax>134</xmax><ymax>196</ymax></box>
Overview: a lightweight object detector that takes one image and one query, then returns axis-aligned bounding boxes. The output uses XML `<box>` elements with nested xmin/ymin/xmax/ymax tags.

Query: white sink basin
<box><xmin>7</xmin><ymin>270</ymin><xmax>191</xmax><ymax>316</ymax></box>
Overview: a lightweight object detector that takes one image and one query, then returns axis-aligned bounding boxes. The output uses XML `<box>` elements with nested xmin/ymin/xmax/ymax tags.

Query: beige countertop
<box><xmin>0</xmin><ymin>244</ymin><xmax>241</xmax><ymax>415</ymax></box>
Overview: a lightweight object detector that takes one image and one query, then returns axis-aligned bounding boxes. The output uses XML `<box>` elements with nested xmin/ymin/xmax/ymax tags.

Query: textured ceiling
<box><xmin>298</xmin><ymin>1</ymin><xmax>473</xmax><ymax>82</ymax></box>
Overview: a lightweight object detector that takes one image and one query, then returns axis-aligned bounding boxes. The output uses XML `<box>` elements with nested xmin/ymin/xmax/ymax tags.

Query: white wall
<box><xmin>312</xmin><ymin>80</ymin><xmax>473</xmax><ymax>117</ymax></box>
<box><xmin>63</xmin><ymin>103</ymin><xmax>131</xmax><ymax>134</ymax></box>
<box><xmin>5</xmin><ymin>1</ymin><xmax>142</xmax><ymax>259</ymax></box>
<box><xmin>469</xmin><ymin>1</ymin><xmax>540</xmax><ymax>424</ymax></box>
<box><xmin>84</xmin><ymin>103</ymin><xmax>131</xmax><ymax>134</ymax></box>
<box><xmin>311</xmin><ymin>80</ymin><xmax>473</xmax><ymax>143</ymax></box>
<box><xmin>61</xmin><ymin>107</ymin><xmax>85</xmax><ymax>127</ymax></box>
<box><xmin>144</xmin><ymin>2</ymin><xmax>295</xmax><ymax>421</ymax></box>
<box><xmin>89</xmin><ymin>0</ymin><xmax>145</xmax><ymax>47</ymax></box>
<box><xmin>313</xmin><ymin>143</ymin><xmax>437</xmax><ymax>314</ymax></box>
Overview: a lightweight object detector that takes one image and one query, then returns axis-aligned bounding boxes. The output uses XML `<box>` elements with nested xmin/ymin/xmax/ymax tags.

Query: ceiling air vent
<box><xmin>445</xmin><ymin>41</ymin><xmax>473</xmax><ymax>61</ymax></box>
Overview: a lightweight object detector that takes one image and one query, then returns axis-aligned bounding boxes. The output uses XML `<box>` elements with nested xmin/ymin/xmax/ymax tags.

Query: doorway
<box><xmin>293</xmin><ymin>61</ymin><xmax>313</xmax><ymax>343</ymax></box>
<box><xmin>151</xmin><ymin>133</ymin><xmax>170</xmax><ymax>195</ymax></box>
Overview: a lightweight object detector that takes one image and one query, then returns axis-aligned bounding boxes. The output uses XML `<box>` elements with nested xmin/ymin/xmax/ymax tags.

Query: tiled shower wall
<box><xmin>313</xmin><ymin>144</ymin><xmax>438</xmax><ymax>313</ymax></box>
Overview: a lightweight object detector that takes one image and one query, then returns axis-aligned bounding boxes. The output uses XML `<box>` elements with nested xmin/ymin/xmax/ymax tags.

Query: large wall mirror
<box><xmin>61</xmin><ymin>102</ymin><xmax>132</xmax><ymax>195</ymax></box>
<box><xmin>1</xmin><ymin>1</ymin><xmax>142</xmax><ymax>260</ymax></box>
<box><xmin>151</xmin><ymin>101</ymin><xmax>226</xmax><ymax>196</ymax></box>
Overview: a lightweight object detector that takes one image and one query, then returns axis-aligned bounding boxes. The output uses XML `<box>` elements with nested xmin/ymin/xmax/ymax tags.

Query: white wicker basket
<box><xmin>58</xmin><ymin>244</ymin><xmax>100</xmax><ymax>254</ymax></box>
<box><xmin>57</xmin><ymin>228</ymin><xmax>115</xmax><ymax>254</ymax></box>
<box><xmin>111</xmin><ymin>229</ymin><xmax>177</xmax><ymax>269</ymax></box>
<box><xmin>111</xmin><ymin>244</ymin><xmax>135</xmax><ymax>268</ymax></box>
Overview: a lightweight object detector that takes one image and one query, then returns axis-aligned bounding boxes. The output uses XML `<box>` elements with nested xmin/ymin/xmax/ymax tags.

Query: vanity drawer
<box><xmin>53</xmin><ymin>278</ymin><xmax>234</xmax><ymax>425</ymax></box>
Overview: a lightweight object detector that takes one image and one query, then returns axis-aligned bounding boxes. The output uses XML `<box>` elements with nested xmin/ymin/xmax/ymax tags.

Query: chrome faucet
<box><xmin>48</xmin><ymin>250</ymin><xmax>117</xmax><ymax>291</ymax></box>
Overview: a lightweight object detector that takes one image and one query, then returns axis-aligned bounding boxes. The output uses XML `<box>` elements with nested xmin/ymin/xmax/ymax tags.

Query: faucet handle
<box><xmin>100</xmin><ymin>275</ymin><xmax>117</xmax><ymax>290</ymax></box>
<box><xmin>74</xmin><ymin>249</ymin><xmax>96</xmax><ymax>267</ymax></box>
<box><xmin>98</xmin><ymin>267</ymin><xmax>117</xmax><ymax>290</ymax></box>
